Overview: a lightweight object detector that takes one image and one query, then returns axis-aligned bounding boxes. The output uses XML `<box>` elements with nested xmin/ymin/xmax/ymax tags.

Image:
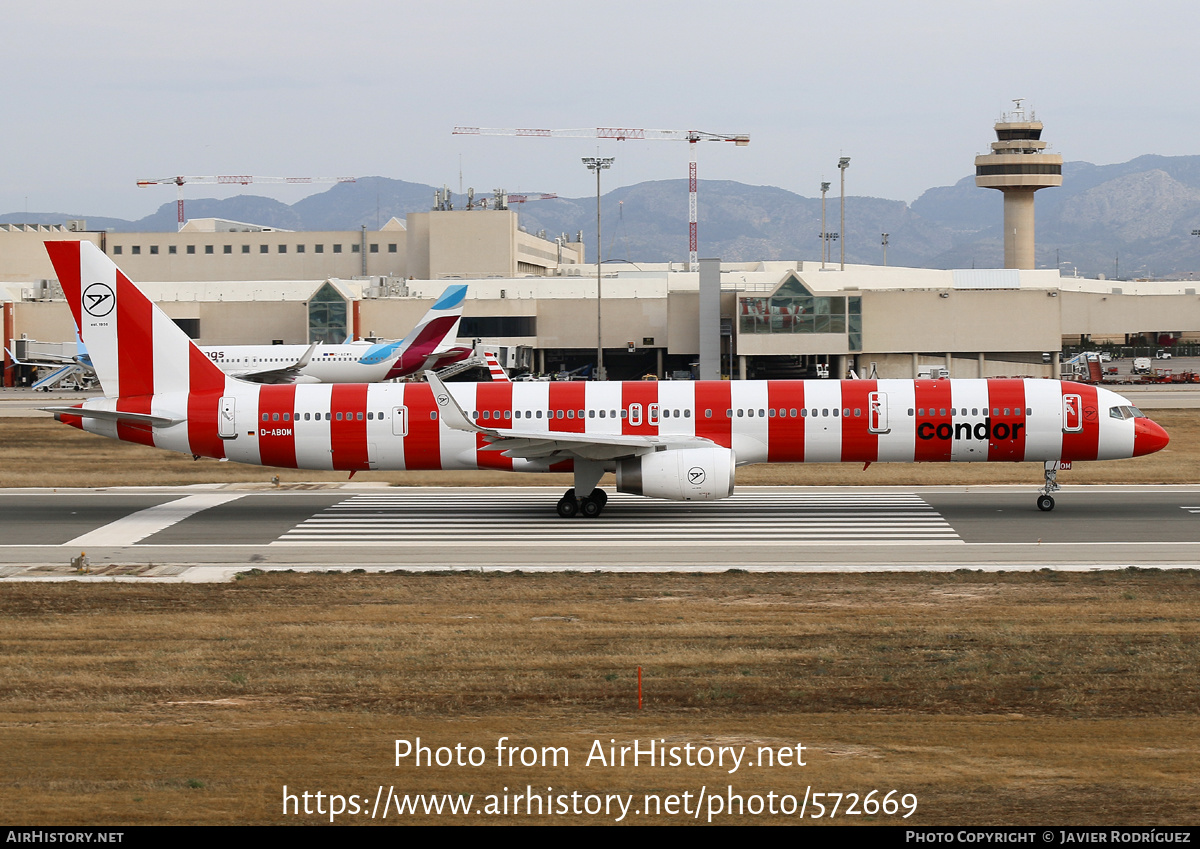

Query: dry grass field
<box><xmin>2</xmin><ymin>571</ymin><xmax>1199</xmax><ymax>825</ymax></box>
<box><xmin>1</xmin><ymin>409</ymin><xmax>1197</xmax><ymax>488</ymax></box>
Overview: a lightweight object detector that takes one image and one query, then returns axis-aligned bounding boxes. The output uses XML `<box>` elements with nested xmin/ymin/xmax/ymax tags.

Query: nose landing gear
<box><xmin>1037</xmin><ymin>460</ymin><xmax>1062</xmax><ymax>511</ymax></box>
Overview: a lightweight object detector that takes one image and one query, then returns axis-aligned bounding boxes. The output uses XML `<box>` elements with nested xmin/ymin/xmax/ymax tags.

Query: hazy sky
<box><xmin>3</xmin><ymin>0</ymin><xmax>1197</xmax><ymax>220</ymax></box>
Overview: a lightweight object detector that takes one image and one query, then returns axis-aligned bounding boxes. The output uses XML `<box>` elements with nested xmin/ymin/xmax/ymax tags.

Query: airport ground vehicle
<box><xmin>43</xmin><ymin>242</ymin><xmax>1169</xmax><ymax>516</ymax></box>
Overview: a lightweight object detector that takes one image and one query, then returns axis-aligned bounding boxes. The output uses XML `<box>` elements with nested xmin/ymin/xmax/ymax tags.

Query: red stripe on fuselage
<box><xmin>695</xmin><ymin>381</ymin><xmax>732</xmax><ymax>449</ymax></box>
<box><xmin>1061</xmin><ymin>382</ymin><xmax>1101</xmax><ymax>461</ymax></box>
<box><xmin>838</xmin><ymin>380</ymin><xmax>879</xmax><ymax>463</ymax></box>
<box><xmin>986</xmin><ymin>379</ymin><xmax>1027</xmax><ymax>462</ymax></box>
<box><xmin>913</xmin><ymin>380</ymin><xmax>954</xmax><ymax>462</ymax></box>
<box><xmin>403</xmin><ymin>383</ymin><xmax>441</xmax><ymax>470</ymax></box>
<box><xmin>548</xmin><ymin>382</ymin><xmax>587</xmax><ymax>434</ymax></box>
<box><xmin>330</xmin><ymin>384</ymin><xmax>370</xmax><ymax>470</ymax></box>
<box><xmin>187</xmin><ymin>347</ymin><xmax>226</xmax><ymax>460</ymax></box>
<box><xmin>475</xmin><ymin>381</ymin><xmax>514</xmax><ymax>470</ymax></box>
<box><xmin>257</xmin><ymin>384</ymin><xmax>298</xmax><ymax>469</ymax></box>
<box><xmin>766</xmin><ymin>380</ymin><xmax>805</xmax><ymax>462</ymax></box>
<box><xmin>113</xmin><ymin>395</ymin><xmax>155</xmax><ymax>446</ymax></box>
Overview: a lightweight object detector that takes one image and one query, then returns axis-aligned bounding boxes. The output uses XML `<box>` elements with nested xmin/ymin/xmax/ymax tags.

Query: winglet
<box><xmin>296</xmin><ymin>342</ymin><xmax>318</xmax><ymax>369</ymax></box>
<box><xmin>424</xmin><ymin>370</ymin><xmax>481</xmax><ymax>433</ymax></box>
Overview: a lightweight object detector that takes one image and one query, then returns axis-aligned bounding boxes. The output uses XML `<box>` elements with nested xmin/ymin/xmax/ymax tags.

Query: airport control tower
<box><xmin>975</xmin><ymin>100</ymin><xmax>1062</xmax><ymax>269</ymax></box>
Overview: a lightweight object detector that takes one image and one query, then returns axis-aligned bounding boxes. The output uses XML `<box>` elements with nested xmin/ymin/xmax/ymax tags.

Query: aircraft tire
<box><xmin>556</xmin><ymin>497</ymin><xmax>579</xmax><ymax>519</ymax></box>
<box><xmin>1036</xmin><ymin>495</ymin><xmax>1055</xmax><ymax>512</ymax></box>
<box><xmin>580</xmin><ymin>497</ymin><xmax>603</xmax><ymax>518</ymax></box>
<box><xmin>593</xmin><ymin>489</ymin><xmax>608</xmax><ymax>507</ymax></box>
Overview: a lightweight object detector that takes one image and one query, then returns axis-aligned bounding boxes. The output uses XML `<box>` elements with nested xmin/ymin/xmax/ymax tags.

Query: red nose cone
<box><xmin>1133</xmin><ymin>417</ymin><xmax>1170</xmax><ymax>457</ymax></box>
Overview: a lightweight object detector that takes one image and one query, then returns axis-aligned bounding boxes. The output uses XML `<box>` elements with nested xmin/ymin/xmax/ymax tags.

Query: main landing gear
<box><xmin>556</xmin><ymin>487</ymin><xmax>608</xmax><ymax>518</ymax></box>
<box><xmin>1037</xmin><ymin>460</ymin><xmax>1062</xmax><ymax>512</ymax></box>
<box><xmin>556</xmin><ymin>459</ymin><xmax>609</xmax><ymax>518</ymax></box>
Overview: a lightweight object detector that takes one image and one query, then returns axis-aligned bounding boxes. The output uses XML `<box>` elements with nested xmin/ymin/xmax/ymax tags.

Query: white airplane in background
<box><xmin>196</xmin><ymin>284</ymin><xmax>472</xmax><ymax>384</ymax></box>
<box><xmin>44</xmin><ymin>241</ymin><xmax>1169</xmax><ymax>517</ymax></box>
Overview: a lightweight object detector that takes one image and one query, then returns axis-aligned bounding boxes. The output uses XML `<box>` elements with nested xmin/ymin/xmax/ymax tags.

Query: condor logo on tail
<box><xmin>82</xmin><ymin>283</ymin><xmax>114</xmax><ymax>318</ymax></box>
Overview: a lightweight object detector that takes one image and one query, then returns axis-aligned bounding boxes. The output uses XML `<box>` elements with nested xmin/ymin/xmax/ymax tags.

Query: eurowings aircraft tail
<box><xmin>44</xmin><ymin>240</ymin><xmax>225</xmax><ymax>399</ymax></box>
<box><xmin>358</xmin><ymin>283</ymin><xmax>469</xmax><ymax>378</ymax></box>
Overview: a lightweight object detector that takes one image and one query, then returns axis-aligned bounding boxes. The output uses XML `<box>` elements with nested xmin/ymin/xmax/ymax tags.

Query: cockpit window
<box><xmin>1108</xmin><ymin>405</ymin><xmax>1147</xmax><ymax>420</ymax></box>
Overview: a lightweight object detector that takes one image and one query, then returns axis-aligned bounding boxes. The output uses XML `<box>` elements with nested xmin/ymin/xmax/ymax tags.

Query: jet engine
<box><xmin>616</xmin><ymin>447</ymin><xmax>735</xmax><ymax>501</ymax></box>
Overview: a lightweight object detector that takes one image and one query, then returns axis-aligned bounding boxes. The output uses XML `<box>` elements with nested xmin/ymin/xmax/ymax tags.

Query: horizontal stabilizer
<box><xmin>41</xmin><ymin>406</ymin><xmax>185</xmax><ymax>428</ymax></box>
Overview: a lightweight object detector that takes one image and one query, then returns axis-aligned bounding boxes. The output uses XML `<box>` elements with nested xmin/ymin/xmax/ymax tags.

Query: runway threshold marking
<box><xmin>64</xmin><ymin>493</ymin><xmax>249</xmax><ymax>547</ymax></box>
<box><xmin>272</xmin><ymin>491</ymin><xmax>962</xmax><ymax>546</ymax></box>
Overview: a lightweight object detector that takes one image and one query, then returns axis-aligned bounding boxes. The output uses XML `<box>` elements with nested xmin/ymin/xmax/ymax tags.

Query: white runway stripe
<box><xmin>273</xmin><ymin>492</ymin><xmax>962</xmax><ymax>546</ymax></box>
<box><xmin>66</xmin><ymin>494</ymin><xmax>248</xmax><ymax>547</ymax></box>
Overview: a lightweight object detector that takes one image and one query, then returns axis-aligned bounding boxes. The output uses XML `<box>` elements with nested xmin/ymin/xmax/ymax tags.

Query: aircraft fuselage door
<box><xmin>868</xmin><ymin>391</ymin><xmax>889</xmax><ymax>434</ymax></box>
<box><xmin>219</xmin><ymin>396</ymin><xmax>237</xmax><ymax>439</ymax></box>
<box><xmin>629</xmin><ymin>403</ymin><xmax>642</xmax><ymax>426</ymax></box>
<box><xmin>1062</xmin><ymin>394</ymin><xmax>1083</xmax><ymax>433</ymax></box>
<box><xmin>392</xmin><ymin>406</ymin><xmax>408</xmax><ymax>437</ymax></box>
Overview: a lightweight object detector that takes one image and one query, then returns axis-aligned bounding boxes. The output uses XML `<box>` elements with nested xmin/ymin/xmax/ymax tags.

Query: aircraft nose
<box><xmin>1133</xmin><ymin>417</ymin><xmax>1170</xmax><ymax>457</ymax></box>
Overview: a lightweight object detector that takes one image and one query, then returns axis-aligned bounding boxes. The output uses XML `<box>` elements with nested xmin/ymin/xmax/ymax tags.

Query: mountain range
<box><xmin>6</xmin><ymin>156</ymin><xmax>1200</xmax><ymax>279</ymax></box>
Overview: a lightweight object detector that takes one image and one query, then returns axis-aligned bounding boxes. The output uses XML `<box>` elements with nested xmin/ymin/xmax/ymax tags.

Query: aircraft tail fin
<box><xmin>44</xmin><ymin>241</ymin><xmax>224</xmax><ymax>398</ymax></box>
<box><xmin>483</xmin><ymin>349</ymin><xmax>511</xmax><ymax>382</ymax></box>
<box><xmin>361</xmin><ymin>283</ymin><xmax>468</xmax><ymax>377</ymax></box>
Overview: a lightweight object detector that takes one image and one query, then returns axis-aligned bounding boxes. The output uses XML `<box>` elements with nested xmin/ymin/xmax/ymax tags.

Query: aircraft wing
<box><xmin>425</xmin><ymin>372</ymin><xmax>714</xmax><ymax>462</ymax></box>
<box><xmin>229</xmin><ymin>343</ymin><xmax>318</xmax><ymax>384</ymax></box>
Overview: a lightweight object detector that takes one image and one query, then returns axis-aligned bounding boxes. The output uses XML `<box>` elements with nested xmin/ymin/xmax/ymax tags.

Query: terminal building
<box><xmin>5</xmin><ymin>225</ymin><xmax>1199</xmax><ymax>386</ymax></box>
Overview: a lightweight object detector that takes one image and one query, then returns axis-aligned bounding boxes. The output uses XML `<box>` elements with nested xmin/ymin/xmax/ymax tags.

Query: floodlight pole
<box><xmin>583</xmin><ymin>157</ymin><xmax>614</xmax><ymax>380</ymax></box>
<box><xmin>881</xmin><ymin>232</ymin><xmax>889</xmax><ymax>266</ymax></box>
<box><xmin>820</xmin><ymin>181</ymin><xmax>830</xmax><ymax>269</ymax></box>
<box><xmin>838</xmin><ymin>157</ymin><xmax>850</xmax><ymax>270</ymax></box>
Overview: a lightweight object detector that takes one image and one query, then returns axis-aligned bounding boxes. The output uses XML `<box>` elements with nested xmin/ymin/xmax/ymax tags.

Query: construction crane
<box><xmin>136</xmin><ymin>175</ymin><xmax>357</xmax><ymax>230</ymax></box>
<box><xmin>451</xmin><ymin>127</ymin><xmax>749</xmax><ymax>270</ymax></box>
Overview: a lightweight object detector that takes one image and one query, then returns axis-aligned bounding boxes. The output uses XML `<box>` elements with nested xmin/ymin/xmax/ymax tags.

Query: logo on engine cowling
<box><xmin>688</xmin><ymin>467</ymin><xmax>706</xmax><ymax>484</ymax></box>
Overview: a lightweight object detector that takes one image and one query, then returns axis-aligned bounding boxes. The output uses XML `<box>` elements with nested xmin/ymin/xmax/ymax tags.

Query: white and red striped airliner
<box><xmin>44</xmin><ymin>241</ymin><xmax>1169</xmax><ymax>518</ymax></box>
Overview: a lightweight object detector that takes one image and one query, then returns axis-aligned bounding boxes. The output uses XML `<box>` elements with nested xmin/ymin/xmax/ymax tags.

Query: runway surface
<box><xmin>2</xmin><ymin>484</ymin><xmax>1199</xmax><ymax>580</ymax></box>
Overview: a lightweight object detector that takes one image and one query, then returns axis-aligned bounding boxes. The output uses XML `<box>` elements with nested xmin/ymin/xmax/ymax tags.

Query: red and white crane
<box><xmin>136</xmin><ymin>175</ymin><xmax>357</xmax><ymax>230</ymax></box>
<box><xmin>451</xmin><ymin>127</ymin><xmax>749</xmax><ymax>270</ymax></box>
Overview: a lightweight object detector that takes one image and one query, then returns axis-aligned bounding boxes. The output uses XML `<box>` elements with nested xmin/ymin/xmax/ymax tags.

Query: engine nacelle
<box><xmin>616</xmin><ymin>447</ymin><xmax>735</xmax><ymax>502</ymax></box>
